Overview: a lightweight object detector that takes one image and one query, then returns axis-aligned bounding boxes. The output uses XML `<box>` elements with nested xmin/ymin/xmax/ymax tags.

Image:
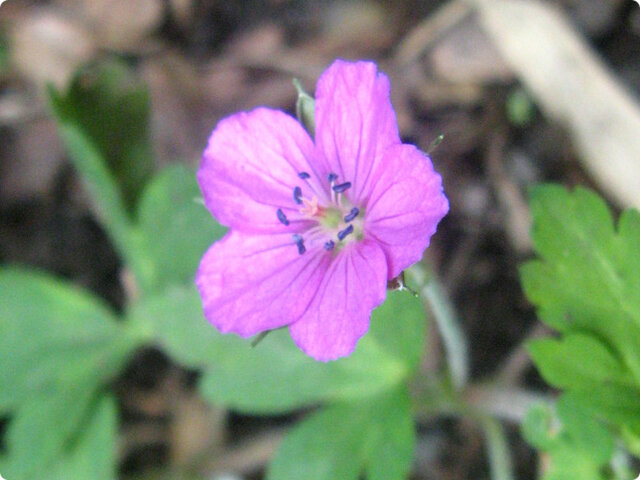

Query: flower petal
<box><xmin>199</xmin><ymin>108</ymin><xmax>327</xmax><ymax>234</ymax></box>
<box><xmin>288</xmin><ymin>240</ymin><xmax>388</xmax><ymax>361</ymax></box>
<box><xmin>196</xmin><ymin>231</ymin><xmax>329</xmax><ymax>337</ymax></box>
<box><xmin>314</xmin><ymin>60</ymin><xmax>400</xmax><ymax>202</ymax></box>
<box><xmin>365</xmin><ymin>144</ymin><xmax>449</xmax><ymax>279</ymax></box>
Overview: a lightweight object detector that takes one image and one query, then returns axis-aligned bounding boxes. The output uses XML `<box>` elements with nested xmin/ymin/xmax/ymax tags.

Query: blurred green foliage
<box><xmin>48</xmin><ymin>61</ymin><xmax>153</xmax><ymax>212</ymax></box>
<box><xmin>0</xmin><ymin>35</ymin><xmax>8</xmax><ymax>78</ymax></box>
<box><xmin>506</xmin><ymin>88</ymin><xmax>536</xmax><ymax>127</ymax></box>
<box><xmin>0</xmin><ymin>61</ymin><xmax>227</xmax><ymax>479</ymax></box>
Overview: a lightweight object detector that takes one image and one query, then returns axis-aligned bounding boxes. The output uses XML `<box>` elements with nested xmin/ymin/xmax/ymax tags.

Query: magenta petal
<box><xmin>288</xmin><ymin>240</ymin><xmax>388</xmax><ymax>361</ymax></box>
<box><xmin>196</xmin><ymin>231</ymin><xmax>329</xmax><ymax>337</ymax></box>
<box><xmin>365</xmin><ymin>144</ymin><xmax>449</xmax><ymax>280</ymax></box>
<box><xmin>199</xmin><ymin>108</ymin><xmax>326</xmax><ymax>234</ymax></box>
<box><xmin>314</xmin><ymin>60</ymin><xmax>400</xmax><ymax>202</ymax></box>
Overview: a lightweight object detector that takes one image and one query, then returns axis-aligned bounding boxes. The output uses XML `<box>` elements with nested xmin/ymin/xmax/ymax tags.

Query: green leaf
<box><xmin>126</xmin><ymin>284</ymin><xmax>218</xmax><ymax>369</ymax></box>
<box><xmin>200</xmin><ymin>290</ymin><xmax>425</xmax><ymax>413</ymax></box>
<box><xmin>0</xmin><ymin>33</ymin><xmax>8</xmax><ymax>77</ymax></box>
<box><xmin>135</xmin><ymin>165</ymin><xmax>227</xmax><ymax>291</ymax></box>
<box><xmin>131</xmin><ymin>287</ymin><xmax>425</xmax><ymax>414</ymax></box>
<box><xmin>266</xmin><ymin>386</ymin><xmax>414</xmax><ymax>480</ymax></box>
<box><xmin>522</xmin><ymin>404</ymin><xmax>554</xmax><ymax>450</ymax></box>
<box><xmin>521</xmin><ymin>398</ymin><xmax>614</xmax><ymax>480</ymax></box>
<box><xmin>0</xmin><ymin>268</ymin><xmax>139</xmax><ymax>477</ymax></box>
<box><xmin>527</xmin><ymin>334</ymin><xmax>633</xmax><ymax>389</ymax></box>
<box><xmin>47</xmin><ymin>61</ymin><xmax>161</xmax><ymax>293</ymax></box>
<box><xmin>564</xmin><ymin>387</ymin><xmax>640</xmax><ymax>437</ymax></box>
<box><xmin>1</xmin><ymin>393</ymin><xmax>118</xmax><ymax>480</ymax></box>
<box><xmin>49</xmin><ymin>394</ymin><xmax>118</xmax><ymax>480</ymax></box>
<box><xmin>0</xmin><ymin>267</ymin><xmax>141</xmax><ymax>412</ymax></box>
<box><xmin>556</xmin><ymin>396</ymin><xmax>614</xmax><ymax>463</ymax></box>
<box><xmin>1</xmin><ymin>386</ymin><xmax>95</xmax><ymax>477</ymax></box>
<box><xmin>45</xmin><ymin>101</ymin><xmax>135</xmax><ymax>262</ymax></box>
<box><xmin>48</xmin><ymin>60</ymin><xmax>153</xmax><ymax>211</ymax></box>
<box><xmin>521</xmin><ymin>186</ymin><xmax>640</xmax><ymax>412</ymax></box>
<box><xmin>521</xmin><ymin>186</ymin><xmax>640</xmax><ymax>380</ymax></box>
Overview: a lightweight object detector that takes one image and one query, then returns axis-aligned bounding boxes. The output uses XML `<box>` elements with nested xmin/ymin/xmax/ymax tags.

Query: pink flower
<box><xmin>196</xmin><ymin>60</ymin><xmax>448</xmax><ymax>361</ymax></box>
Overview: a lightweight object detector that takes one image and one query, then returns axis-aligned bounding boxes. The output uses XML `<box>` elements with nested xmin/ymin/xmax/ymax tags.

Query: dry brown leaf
<box><xmin>471</xmin><ymin>0</ymin><xmax>640</xmax><ymax>209</ymax></box>
<box><xmin>10</xmin><ymin>8</ymin><xmax>96</xmax><ymax>88</ymax></box>
<box><xmin>61</xmin><ymin>0</ymin><xmax>163</xmax><ymax>51</ymax></box>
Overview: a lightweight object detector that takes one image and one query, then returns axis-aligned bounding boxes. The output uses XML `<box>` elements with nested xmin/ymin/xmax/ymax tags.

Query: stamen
<box><xmin>324</xmin><ymin>240</ymin><xmax>335</xmax><ymax>251</ymax></box>
<box><xmin>293</xmin><ymin>186</ymin><xmax>303</xmax><ymax>204</ymax></box>
<box><xmin>276</xmin><ymin>208</ymin><xmax>290</xmax><ymax>225</ymax></box>
<box><xmin>337</xmin><ymin>224</ymin><xmax>354</xmax><ymax>241</ymax></box>
<box><xmin>332</xmin><ymin>182</ymin><xmax>352</xmax><ymax>193</ymax></box>
<box><xmin>298</xmin><ymin>171</ymin><xmax>311</xmax><ymax>179</ymax></box>
<box><xmin>344</xmin><ymin>207</ymin><xmax>359</xmax><ymax>222</ymax></box>
<box><xmin>327</xmin><ymin>172</ymin><xmax>338</xmax><ymax>183</ymax></box>
<box><xmin>292</xmin><ymin>233</ymin><xmax>306</xmax><ymax>254</ymax></box>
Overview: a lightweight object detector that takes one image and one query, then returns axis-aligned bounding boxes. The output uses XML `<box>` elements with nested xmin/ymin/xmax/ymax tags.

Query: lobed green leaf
<box><xmin>521</xmin><ymin>397</ymin><xmax>614</xmax><ymax>480</ymax></box>
<box><xmin>1</xmin><ymin>393</ymin><xmax>118</xmax><ymax>480</ymax></box>
<box><xmin>135</xmin><ymin>165</ymin><xmax>227</xmax><ymax>292</ymax></box>
<box><xmin>199</xmin><ymin>290</ymin><xmax>425</xmax><ymax>413</ymax></box>
<box><xmin>266</xmin><ymin>386</ymin><xmax>414</xmax><ymax>480</ymax></box>
<box><xmin>522</xmin><ymin>186</ymin><xmax>640</xmax><ymax>380</ymax></box>
<box><xmin>0</xmin><ymin>268</ymin><xmax>141</xmax><ymax>476</ymax></box>
<box><xmin>527</xmin><ymin>334</ymin><xmax>633</xmax><ymax>389</ymax></box>
<box><xmin>0</xmin><ymin>267</ymin><xmax>140</xmax><ymax>411</ymax></box>
<box><xmin>521</xmin><ymin>186</ymin><xmax>640</xmax><ymax>443</ymax></box>
<box><xmin>131</xmin><ymin>288</ymin><xmax>425</xmax><ymax>414</ymax></box>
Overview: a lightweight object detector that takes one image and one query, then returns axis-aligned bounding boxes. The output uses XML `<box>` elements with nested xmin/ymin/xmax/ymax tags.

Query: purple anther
<box><xmin>332</xmin><ymin>182</ymin><xmax>352</xmax><ymax>193</ymax></box>
<box><xmin>292</xmin><ymin>233</ymin><xmax>306</xmax><ymax>254</ymax></box>
<box><xmin>293</xmin><ymin>186</ymin><xmax>303</xmax><ymax>204</ymax></box>
<box><xmin>324</xmin><ymin>240</ymin><xmax>335</xmax><ymax>251</ymax></box>
<box><xmin>343</xmin><ymin>207</ymin><xmax>359</xmax><ymax>222</ymax></box>
<box><xmin>337</xmin><ymin>224</ymin><xmax>354</xmax><ymax>241</ymax></box>
<box><xmin>327</xmin><ymin>172</ymin><xmax>338</xmax><ymax>183</ymax></box>
<box><xmin>298</xmin><ymin>172</ymin><xmax>311</xmax><ymax>179</ymax></box>
<box><xmin>276</xmin><ymin>208</ymin><xmax>290</xmax><ymax>226</ymax></box>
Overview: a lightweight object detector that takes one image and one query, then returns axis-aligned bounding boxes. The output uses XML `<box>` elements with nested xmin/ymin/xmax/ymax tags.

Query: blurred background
<box><xmin>1</xmin><ymin>0</ymin><xmax>639</xmax><ymax>478</ymax></box>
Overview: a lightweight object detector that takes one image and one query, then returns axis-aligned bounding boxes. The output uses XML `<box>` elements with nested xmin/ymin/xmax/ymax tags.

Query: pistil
<box><xmin>279</xmin><ymin>172</ymin><xmax>362</xmax><ymax>255</ymax></box>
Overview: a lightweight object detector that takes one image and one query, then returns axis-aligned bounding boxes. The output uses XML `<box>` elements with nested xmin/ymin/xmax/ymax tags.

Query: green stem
<box><xmin>411</xmin><ymin>376</ymin><xmax>515</xmax><ymax>480</ymax></box>
<box><xmin>407</xmin><ymin>263</ymin><xmax>469</xmax><ymax>390</ymax></box>
<box><xmin>479</xmin><ymin>416</ymin><xmax>515</xmax><ymax>480</ymax></box>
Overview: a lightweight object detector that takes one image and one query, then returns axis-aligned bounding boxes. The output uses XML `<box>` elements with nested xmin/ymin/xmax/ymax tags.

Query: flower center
<box><xmin>275</xmin><ymin>171</ymin><xmax>364</xmax><ymax>255</ymax></box>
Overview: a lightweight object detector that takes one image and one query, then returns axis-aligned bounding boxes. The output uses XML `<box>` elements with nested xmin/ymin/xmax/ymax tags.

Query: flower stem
<box><xmin>407</xmin><ymin>262</ymin><xmax>470</xmax><ymax>390</ymax></box>
<box><xmin>479</xmin><ymin>415</ymin><xmax>515</xmax><ymax>480</ymax></box>
<box><xmin>411</xmin><ymin>376</ymin><xmax>516</xmax><ymax>480</ymax></box>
